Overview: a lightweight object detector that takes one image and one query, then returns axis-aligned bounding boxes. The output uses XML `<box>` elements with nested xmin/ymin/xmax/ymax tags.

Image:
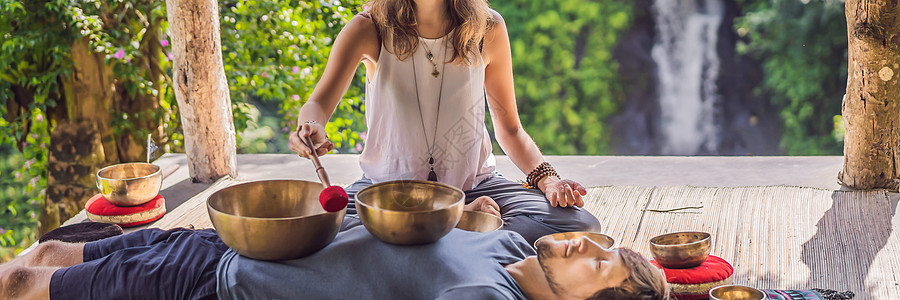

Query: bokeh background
<box><xmin>0</xmin><ymin>0</ymin><xmax>847</xmax><ymax>259</ymax></box>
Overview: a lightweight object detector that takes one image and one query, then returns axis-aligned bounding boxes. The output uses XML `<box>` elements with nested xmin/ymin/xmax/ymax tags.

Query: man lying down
<box><xmin>2</xmin><ymin>219</ymin><xmax>667</xmax><ymax>300</ymax></box>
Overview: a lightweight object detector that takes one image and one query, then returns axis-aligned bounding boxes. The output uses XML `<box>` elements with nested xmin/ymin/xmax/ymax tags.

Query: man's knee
<box><xmin>2</xmin><ymin>266</ymin><xmax>35</xmax><ymax>299</ymax></box>
<box><xmin>29</xmin><ymin>241</ymin><xmax>81</xmax><ymax>267</ymax></box>
<box><xmin>30</xmin><ymin>241</ymin><xmax>65</xmax><ymax>264</ymax></box>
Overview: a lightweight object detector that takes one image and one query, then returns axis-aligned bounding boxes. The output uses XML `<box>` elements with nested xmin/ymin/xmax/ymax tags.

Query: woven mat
<box><xmin>582</xmin><ymin>185</ymin><xmax>900</xmax><ymax>299</ymax></box>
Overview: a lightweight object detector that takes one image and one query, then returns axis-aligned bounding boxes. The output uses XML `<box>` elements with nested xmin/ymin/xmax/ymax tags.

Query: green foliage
<box><xmin>492</xmin><ymin>0</ymin><xmax>632</xmax><ymax>154</ymax></box>
<box><xmin>735</xmin><ymin>0</ymin><xmax>847</xmax><ymax>155</ymax></box>
<box><xmin>220</xmin><ymin>0</ymin><xmax>366</xmax><ymax>154</ymax></box>
<box><xmin>1</xmin><ymin>0</ymin><xmax>78</xmax><ymax>251</ymax></box>
<box><xmin>0</xmin><ymin>132</ymin><xmax>41</xmax><ymax>249</ymax></box>
<box><xmin>0</xmin><ymin>0</ymin><xmax>174</xmax><ymax>254</ymax></box>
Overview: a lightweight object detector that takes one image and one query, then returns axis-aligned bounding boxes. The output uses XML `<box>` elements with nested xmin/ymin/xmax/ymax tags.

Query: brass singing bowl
<box><xmin>96</xmin><ymin>162</ymin><xmax>162</xmax><ymax>206</ymax></box>
<box><xmin>709</xmin><ymin>285</ymin><xmax>767</xmax><ymax>300</ymax></box>
<box><xmin>534</xmin><ymin>231</ymin><xmax>615</xmax><ymax>249</ymax></box>
<box><xmin>455</xmin><ymin>211</ymin><xmax>503</xmax><ymax>232</ymax></box>
<box><xmin>207</xmin><ymin>180</ymin><xmax>345</xmax><ymax>261</ymax></box>
<box><xmin>649</xmin><ymin>231</ymin><xmax>711</xmax><ymax>269</ymax></box>
<box><xmin>355</xmin><ymin>180</ymin><xmax>464</xmax><ymax>245</ymax></box>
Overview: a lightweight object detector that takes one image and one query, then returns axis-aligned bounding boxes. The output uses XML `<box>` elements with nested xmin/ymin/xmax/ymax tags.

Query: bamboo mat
<box><xmin>582</xmin><ymin>185</ymin><xmax>900</xmax><ymax>299</ymax></box>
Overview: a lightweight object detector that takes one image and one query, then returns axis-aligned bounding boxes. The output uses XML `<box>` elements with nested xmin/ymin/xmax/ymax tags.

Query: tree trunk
<box><xmin>41</xmin><ymin>122</ymin><xmax>108</xmax><ymax>233</ymax></box>
<box><xmin>840</xmin><ymin>0</ymin><xmax>900</xmax><ymax>190</ymax></box>
<box><xmin>165</xmin><ymin>0</ymin><xmax>237</xmax><ymax>183</ymax></box>
<box><xmin>40</xmin><ymin>38</ymin><xmax>118</xmax><ymax>233</ymax></box>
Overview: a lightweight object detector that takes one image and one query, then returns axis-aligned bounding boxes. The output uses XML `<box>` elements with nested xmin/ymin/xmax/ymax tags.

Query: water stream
<box><xmin>652</xmin><ymin>0</ymin><xmax>724</xmax><ymax>155</ymax></box>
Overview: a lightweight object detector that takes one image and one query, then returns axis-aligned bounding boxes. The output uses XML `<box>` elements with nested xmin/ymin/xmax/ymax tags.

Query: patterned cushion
<box><xmin>764</xmin><ymin>289</ymin><xmax>828</xmax><ymax>300</ymax></box>
<box><xmin>85</xmin><ymin>194</ymin><xmax>166</xmax><ymax>227</ymax></box>
<box><xmin>650</xmin><ymin>255</ymin><xmax>734</xmax><ymax>300</ymax></box>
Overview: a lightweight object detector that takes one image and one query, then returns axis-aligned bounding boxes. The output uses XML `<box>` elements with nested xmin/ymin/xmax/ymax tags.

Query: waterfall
<box><xmin>652</xmin><ymin>0</ymin><xmax>724</xmax><ymax>155</ymax></box>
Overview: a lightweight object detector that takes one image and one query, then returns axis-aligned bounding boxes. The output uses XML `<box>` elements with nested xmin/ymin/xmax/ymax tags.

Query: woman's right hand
<box><xmin>289</xmin><ymin>121</ymin><xmax>335</xmax><ymax>158</ymax></box>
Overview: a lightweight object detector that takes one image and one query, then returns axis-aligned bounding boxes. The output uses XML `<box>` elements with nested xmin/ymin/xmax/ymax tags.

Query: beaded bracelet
<box><xmin>522</xmin><ymin>162</ymin><xmax>559</xmax><ymax>190</ymax></box>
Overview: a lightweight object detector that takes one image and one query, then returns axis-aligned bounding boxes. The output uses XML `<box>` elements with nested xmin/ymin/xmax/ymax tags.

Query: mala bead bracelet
<box><xmin>522</xmin><ymin>162</ymin><xmax>559</xmax><ymax>190</ymax></box>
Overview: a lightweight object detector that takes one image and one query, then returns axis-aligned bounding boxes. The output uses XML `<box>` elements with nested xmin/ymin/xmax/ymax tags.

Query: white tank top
<box><xmin>360</xmin><ymin>33</ymin><xmax>496</xmax><ymax>190</ymax></box>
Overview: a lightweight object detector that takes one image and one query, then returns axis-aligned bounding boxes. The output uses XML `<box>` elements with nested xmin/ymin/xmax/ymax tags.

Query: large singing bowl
<box><xmin>96</xmin><ymin>162</ymin><xmax>162</xmax><ymax>206</ymax></box>
<box><xmin>207</xmin><ymin>180</ymin><xmax>345</xmax><ymax>261</ymax></box>
<box><xmin>355</xmin><ymin>180</ymin><xmax>464</xmax><ymax>245</ymax></box>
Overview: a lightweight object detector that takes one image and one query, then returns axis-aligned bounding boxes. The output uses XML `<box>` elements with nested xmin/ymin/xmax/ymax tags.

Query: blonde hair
<box><xmin>365</xmin><ymin>0</ymin><xmax>496</xmax><ymax>65</ymax></box>
<box><xmin>589</xmin><ymin>248</ymin><xmax>670</xmax><ymax>300</ymax></box>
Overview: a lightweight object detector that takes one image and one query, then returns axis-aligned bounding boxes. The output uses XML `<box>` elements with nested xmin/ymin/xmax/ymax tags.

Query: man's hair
<box><xmin>587</xmin><ymin>248</ymin><xmax>669</xmax><ymax>300</ymax></box>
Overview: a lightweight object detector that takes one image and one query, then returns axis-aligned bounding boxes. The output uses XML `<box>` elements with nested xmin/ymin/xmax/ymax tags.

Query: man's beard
<box><xmin>536</xmin><ymin>241</ymin><xmax>565</xmax><ymax>294</ymax></box>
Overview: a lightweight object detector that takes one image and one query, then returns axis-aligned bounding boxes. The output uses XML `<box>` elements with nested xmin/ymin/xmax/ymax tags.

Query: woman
<box><xmin>288</xmin><ymin>0</ymin><xmax>601</xmax><ymax>244</ymax></box>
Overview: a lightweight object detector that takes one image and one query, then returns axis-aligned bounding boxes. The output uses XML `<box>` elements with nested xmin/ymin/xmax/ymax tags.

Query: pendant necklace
<box><xmin>419</xmin><ymin>36</ymin><xmax>441</xmax><ymax>78</ymax></box>
<box><xmin>412</xmin><ymin>35</ymin><xmax>448</xmax><ymax>181</ymax></box>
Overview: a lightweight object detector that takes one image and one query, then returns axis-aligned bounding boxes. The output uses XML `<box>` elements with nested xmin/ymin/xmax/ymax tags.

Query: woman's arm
<box><xmin>289</xmin><ymin>15</ymin><xmax>380</xmax><ymax>157</ymax></box>
<box><xmin>482</xmin><ymin>11</ymin><xmax>585</xmax><ymax>208</ymax></box>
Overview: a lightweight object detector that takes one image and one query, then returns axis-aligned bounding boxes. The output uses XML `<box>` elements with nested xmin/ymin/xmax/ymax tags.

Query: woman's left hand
<box><xmin>538</xmin><ymin>177</ymin><xmax>587</xmax><ymax>208</ymax></box>
<box><xmin>464</xmin><ymin>196</ymin><xmax>501</xmax><ymax>218</ymax></box>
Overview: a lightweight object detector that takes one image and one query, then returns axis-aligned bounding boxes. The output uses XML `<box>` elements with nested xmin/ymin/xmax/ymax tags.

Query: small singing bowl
<box><xmin>649</xmin><ymin>231</ymin><xmax>711</xmax><ymax>269</ymax></box>
<box><xmin>355</xmin><ymin>180</ymin><xmax>464</xmax><ymax>245</ymax></box>
<box><xmin>534</xmin><ymin>232</ymin><xmax>615</xmax><ymax>250</ymax></box>
<box><xmin>709</xmin><ymin>285</ymin><xmax>767</xmax><ymax>300</ymax></box>
<box><xmin>96</xmin><ymin>162</ymin><xmax>162</xmax><ymax>206</ymax></box>
<box><xmin>208</xmin><ymin>180</ymin><xmax>345</xmax><ymax>261</ymax></box>
<box><xmin>455</xmin><ymin>211</ymin><xmax>503</xmax><ymax>232</ymax></box>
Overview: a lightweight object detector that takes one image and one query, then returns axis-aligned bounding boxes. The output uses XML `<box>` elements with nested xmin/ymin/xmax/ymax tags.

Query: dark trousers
<box><xmin>50</xmin><ymin>228</ymin><xmax>226</xmax><ymax>300</ymax></box>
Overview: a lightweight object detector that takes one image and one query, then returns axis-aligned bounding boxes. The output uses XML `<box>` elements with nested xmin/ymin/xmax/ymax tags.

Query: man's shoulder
<box><xmin>437</xmin><ymin>285</ymin><xmax>520</xmax><ymax>300</ymax></box>
<box><xmin>447</xmin><ymin>229</ymin><xmax>531</xmax><ymax>250</ymax></box>
<box><xmin>489</xmin><ymin>230</ymin><xmax>536</xmax><ymax>256</ymax></box>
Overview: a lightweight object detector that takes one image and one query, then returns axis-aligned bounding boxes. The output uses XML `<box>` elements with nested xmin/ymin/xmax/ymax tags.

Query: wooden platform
<box><xmin>126</xmin><ymin>178</ymin><xmax>900</xmax><ymax>298</ymax></box>
<box><xmin>40</xmin><ymin>155</ymin><xmax>900</xmax><ymax>298</ymax></box>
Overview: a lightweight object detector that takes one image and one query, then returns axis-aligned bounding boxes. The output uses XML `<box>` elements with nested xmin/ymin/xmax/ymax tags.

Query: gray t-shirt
<box><xmin>216</xmin><ymin>226</ymin><xmax>534</xmax><ymax>299</ymax></box>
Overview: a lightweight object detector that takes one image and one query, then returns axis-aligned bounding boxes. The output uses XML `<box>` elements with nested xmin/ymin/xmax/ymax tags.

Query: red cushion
<box><xmin>651</xmin><ymin>255</ymin><xmax>733</xmax><ymax>284</ymax></box>
<box><xmin>651</xmin><ymin>255</ymin><xmax>734</xmax><ymax>300</ymax></box>
<box><xmin>85</xmin><ymin>194</ymin><xmax>166</xmax><ymax>227</ymax></box>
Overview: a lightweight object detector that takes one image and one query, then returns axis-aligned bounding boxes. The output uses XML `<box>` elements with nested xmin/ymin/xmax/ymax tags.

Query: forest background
<box><xmin>0</xmin><ymin>0</ymin><xmax>847</xmax><ymax>259</ymax></box>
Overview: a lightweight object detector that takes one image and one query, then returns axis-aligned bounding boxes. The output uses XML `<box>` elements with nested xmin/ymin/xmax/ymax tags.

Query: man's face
<box><xmin>535</xmin><ymin>236</ymin><xmax>630</xmax><ymax>299</ymax></box>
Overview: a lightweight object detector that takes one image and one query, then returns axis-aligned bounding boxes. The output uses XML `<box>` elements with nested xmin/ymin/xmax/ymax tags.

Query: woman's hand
<box><xmin>288</xmin><ymin>122</ymin><xmax>335</xmax><ymax>158</ymax></box>
<box><xmin>538</xmin><ymin>177</ymin><xmax>587</xmax><ymax>208</ymax></box>
<box><xmin>464</xmin><ymin>196</ymin><xmax>501</xmax><ymax>218</ymax></box>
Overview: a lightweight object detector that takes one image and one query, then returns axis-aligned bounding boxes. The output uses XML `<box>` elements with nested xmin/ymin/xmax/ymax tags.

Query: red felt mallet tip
<box><xmin>319</xmin><ymin>185</ymin><xmax>349</xmax><ymax>212</ymax></box>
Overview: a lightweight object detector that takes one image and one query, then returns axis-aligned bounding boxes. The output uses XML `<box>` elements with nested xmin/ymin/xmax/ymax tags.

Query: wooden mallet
<box><xmin>301</xmin><ymin>135</ymin><xmax>348</xmax><ymax>212</ymax></box>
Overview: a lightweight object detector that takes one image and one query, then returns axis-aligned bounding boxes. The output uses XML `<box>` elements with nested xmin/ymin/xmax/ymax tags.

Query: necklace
<box><xmin>419</xmin><ymin>37</ymin><xmax>441</xmax><ymax>78</ymax></box>
<box><xmin>412</xmin><ymin>36</ymin><xmax>448</xmax><ymax>181</ymax></box>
